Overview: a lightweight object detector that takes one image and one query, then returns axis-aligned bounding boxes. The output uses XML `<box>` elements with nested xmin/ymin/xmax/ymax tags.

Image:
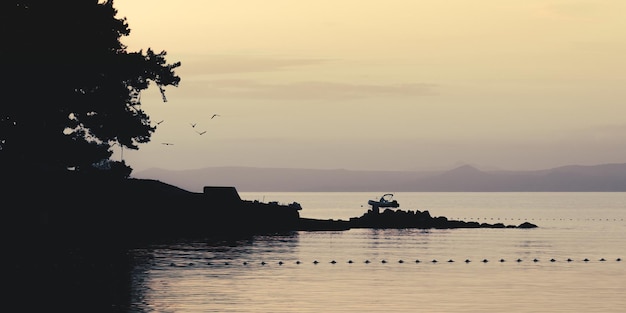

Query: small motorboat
<box><xmin>368</xmin><ymin>193</ymin><xmax>400</xmax><ymax>208</ymax></box>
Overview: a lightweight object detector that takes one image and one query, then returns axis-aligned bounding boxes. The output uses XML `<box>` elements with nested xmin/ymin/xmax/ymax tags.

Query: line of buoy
<box><xmin>183</xmin><ymin>257</ymin><xmax>622</xmax><ymax>267</ymax></box>
<box><xmin>451</xmin><ymin>217</ymin><xmax>624</xmax><ymax>222</ymax></box>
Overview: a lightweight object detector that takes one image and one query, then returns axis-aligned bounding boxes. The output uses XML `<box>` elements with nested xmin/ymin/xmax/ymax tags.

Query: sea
<box><xmin>125</xmin><ymin>192</ymin><xmax>625</xmax><ymax>312</ymax></box>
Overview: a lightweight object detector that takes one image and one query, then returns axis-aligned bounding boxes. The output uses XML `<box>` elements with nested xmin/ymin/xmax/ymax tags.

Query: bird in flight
<box><xmin>190</xmin><ymin>122</ymin><xmax>197</xmax><ymax>128</ymax></box>
<box><xmin>211</xmin><ymin>114</ymin><xmax>220</xmax><ymax>119</ymax></box>
<box><xmin>162</xmin><ymin>142</ymin><xmax>174</xmax><ymax>145</ymax></box>
<box><xmin>196</xmin><ymin>130</ymin><xmax>207</xmax><ymax>135</ymax></box>
<box><xmin>156</xmin><ymin>120</ymin><xmax>164</xmax><ymax>125</ymax></box>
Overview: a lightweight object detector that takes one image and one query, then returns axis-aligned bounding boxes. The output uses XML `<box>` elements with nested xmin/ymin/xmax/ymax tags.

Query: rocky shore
<box><xmin>298</xmin><ymin>208</ymin><xmax>537</xmax><ymax>231</ymax></box>
<box><xmin>7</xmin><ymin>178</ymin><xmax>537</xmax><ymax>247</ymax></box>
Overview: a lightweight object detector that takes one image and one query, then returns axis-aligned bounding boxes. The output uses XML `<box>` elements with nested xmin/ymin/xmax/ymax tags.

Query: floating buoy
<box><xmin>214</xmin><ymin>255</ymin><xmax>626</xmax><ymax>267</ymax></box>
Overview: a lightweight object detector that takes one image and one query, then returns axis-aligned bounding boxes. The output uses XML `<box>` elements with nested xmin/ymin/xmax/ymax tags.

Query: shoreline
<box><xmin>7</xmin><ymin>177</ymin><xmax>537</xmax><ymax>248</ymax></box>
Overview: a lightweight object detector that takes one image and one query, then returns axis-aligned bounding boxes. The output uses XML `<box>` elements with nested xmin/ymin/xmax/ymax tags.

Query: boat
<box><xmin>368</xmin><ymin>193</ymin><xmax>400</xmax><ymax>208</ymax></box>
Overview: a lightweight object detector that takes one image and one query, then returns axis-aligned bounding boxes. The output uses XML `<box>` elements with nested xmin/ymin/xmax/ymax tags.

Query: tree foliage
<box><xmin>0</xmin><ymin>0</ymin><xmax>180</xmax><ymax>179</ymax></box>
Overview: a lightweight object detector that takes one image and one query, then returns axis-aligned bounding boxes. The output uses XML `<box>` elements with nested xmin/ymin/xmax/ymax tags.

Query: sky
<box><xmin>113</xmin><ymin>0</ymin><xmax>626</xmax><ymax>173</ymax></box>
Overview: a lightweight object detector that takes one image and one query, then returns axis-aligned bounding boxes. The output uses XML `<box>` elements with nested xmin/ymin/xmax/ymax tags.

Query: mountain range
<box><xmin>131</xmin><ymin>163</ymin><xmax>626</xmax><ymax>192</ymax></box>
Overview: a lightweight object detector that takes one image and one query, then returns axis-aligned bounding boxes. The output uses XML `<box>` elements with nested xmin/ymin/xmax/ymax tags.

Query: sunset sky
<box><xmin>113</xmin><ymin>0</ymin><xmax>626</xmax><ymax>172</ymax></box>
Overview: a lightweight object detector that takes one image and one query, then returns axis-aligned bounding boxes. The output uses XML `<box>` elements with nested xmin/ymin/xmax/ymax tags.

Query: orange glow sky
<box><xmin>113</xmin><ymin>0</ymin><xmax>626</xmax><ymax>172</ymax></box>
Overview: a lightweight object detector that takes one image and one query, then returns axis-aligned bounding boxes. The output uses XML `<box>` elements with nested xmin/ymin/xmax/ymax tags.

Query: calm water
<box><xmin>128</xmin><ymin>192</ymin><xmax>626</xmax><ymax>312</ymax></box>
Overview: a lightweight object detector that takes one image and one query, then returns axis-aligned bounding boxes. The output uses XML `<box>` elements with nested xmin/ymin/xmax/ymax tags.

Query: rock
<box><xmin>517</xmin><ymin>221</ymin><xmax>538</xmax><ymax>228</ymax></box>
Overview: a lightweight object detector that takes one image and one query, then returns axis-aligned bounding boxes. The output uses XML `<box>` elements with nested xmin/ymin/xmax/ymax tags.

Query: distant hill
<box><xmin>131</xmin><ymin>163</ymin><xmax>626</xmax><ymax>192</ymax></box>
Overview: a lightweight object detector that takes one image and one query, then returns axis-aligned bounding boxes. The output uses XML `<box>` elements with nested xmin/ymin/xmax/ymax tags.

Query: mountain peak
<box><xmin>448</xmin><ymin>164</ymin><xmax>482</xmax><ymax>174</ymax></box>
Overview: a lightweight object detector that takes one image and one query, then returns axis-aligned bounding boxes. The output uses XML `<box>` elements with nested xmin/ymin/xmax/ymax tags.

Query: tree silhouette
<box><xmin>0</xmin><ymin>0</ymin><xmax>180</xmax><ymax>179</ymax></box>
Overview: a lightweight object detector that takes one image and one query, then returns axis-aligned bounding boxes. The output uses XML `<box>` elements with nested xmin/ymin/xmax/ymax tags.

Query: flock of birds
<box><xmin>157</xmin><ymin>114</ymin><xmax>220</xmax><ymax>146</ymax></box>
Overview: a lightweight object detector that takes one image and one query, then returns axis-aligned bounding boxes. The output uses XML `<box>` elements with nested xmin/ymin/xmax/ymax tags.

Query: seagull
<box><xmin>190</xmin><ymin>123</ymin><xmax>197</xmax><ymax>128</ymax></box>
<box><xmin>196</xmin><ymin>130</ymin><xmax>207</xmax><ymax>135</ymax></box>
<box><xmin>211</xmin><ymin>114</ymin><xmax>220</xmax><ymax>119</ymax></box>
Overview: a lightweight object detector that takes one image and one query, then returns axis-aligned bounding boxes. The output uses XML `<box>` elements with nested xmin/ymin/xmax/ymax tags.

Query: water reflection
<box><xmin>126</xmin><ymin>227</ymin><xmax>625</xmax><ymax>312</ymax></box>
<box><xmin>128</xmin><ymin>232</ymin><xmax>300</xmax><ymax>310</ymax></box>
